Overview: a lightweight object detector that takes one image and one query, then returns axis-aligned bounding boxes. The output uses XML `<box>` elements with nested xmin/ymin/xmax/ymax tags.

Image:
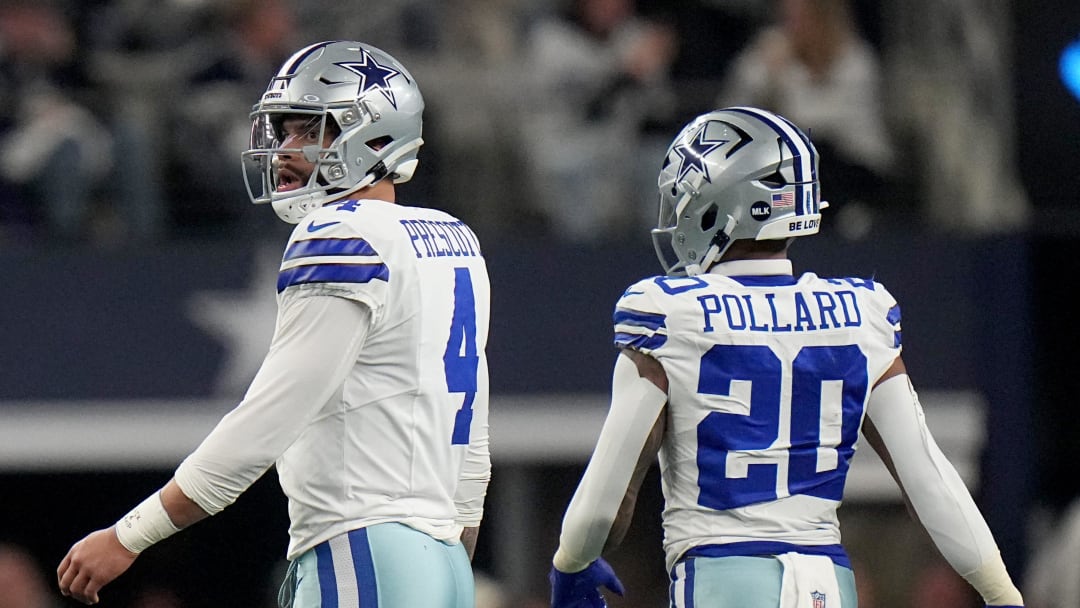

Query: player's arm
<box><xmin>56</xmin><ymin>479</ymin><xmax>210</xmax><ymax>605</ymax></box>
<box><xmin>456</xmin><ymin>357</ymin><xmax>492</xmax><ymax>561</ymax></box>
<box><xmin>602</xmin><ymin>349</ymin><xmax>667</xmax><ymax>553</ymax></box>
<box><xmin>864</xmin><ymin>356</ymin><xmax>1024</xmax><ymax>607</ymax></box>
<box><xmin>549</xmin><ymin>349</ymin><xmax>667</xmax><ymax>607</ymax></box>
<box><xmin>58</xmin><ymin>292</ymin><xmax>373</xmax><ymax>605</ymax></box>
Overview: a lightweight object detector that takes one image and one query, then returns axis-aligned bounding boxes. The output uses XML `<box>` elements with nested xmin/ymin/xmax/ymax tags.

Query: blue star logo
<box><xmin>672</xmin><ymin>122</ymin><xmax>728</xmax><ymax>183</ymax></box>
<box><xmin>336</xmin><ymin>51</ymin><xmax>408</xmax><ymax>108</ymax></box>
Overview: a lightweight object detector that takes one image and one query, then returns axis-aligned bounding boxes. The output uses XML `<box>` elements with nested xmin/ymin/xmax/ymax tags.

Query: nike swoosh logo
<box><xmin>623</xmin><ymin>290</ymin><xmax>645</xmax><ymax>296</ymax></box>
<box><xmin>307</xmin><ymin>221</ymin><xmax>341</xmax><ymax>232</ymax></box>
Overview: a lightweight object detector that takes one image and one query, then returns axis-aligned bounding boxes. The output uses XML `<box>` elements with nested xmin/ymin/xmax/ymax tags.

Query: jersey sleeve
<box><xmin>174</xmin><ymin>292</ymin><xmax>372</xmax><ymax>515</ymax></box>
<box><xmin>866</xmin><ymin>280</ymin><xmax>903</xmax><ymax>379</ymax></box>
<box><xmin>277</xmin><ymin>219</ymin><xmax>390</xmax><ymax>319</ymax></box>
<box><xmin>612</xmin><ymin>279</ymin><xmax>668</xmax><ymax>355</ymax></box>
<box><xmin>875</xmin><ymin>281</ymin><xmax>903</xmax><ymax>349</ymax></box>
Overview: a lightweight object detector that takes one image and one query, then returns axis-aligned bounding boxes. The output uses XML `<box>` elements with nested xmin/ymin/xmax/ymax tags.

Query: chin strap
<box><xmin>686</xmin><ymin>215</ymin><xmax>737</xmax><ymax>276</ymax></box>
<box><xmin>272</xmin><ymin>192</ymin><xmax>325</xmax><ymax>224</ymax></box>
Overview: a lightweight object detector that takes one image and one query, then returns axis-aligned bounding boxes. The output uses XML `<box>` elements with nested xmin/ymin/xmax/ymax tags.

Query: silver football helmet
<box><xmin>652</xmin><ymin>107</ymin><xmax>828</xmax><ymax>276</ymax></box>
<box><xmin>242</xmin><ymin>41</ymin><xmax>424</xmax><ymax>223</ymax></box>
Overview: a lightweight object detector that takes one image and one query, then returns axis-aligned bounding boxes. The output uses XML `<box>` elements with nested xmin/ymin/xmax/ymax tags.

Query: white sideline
<box><xmin>0</xmin><ymin>391</ymin><xmax>984</xmax><ymax>502</ymax></box>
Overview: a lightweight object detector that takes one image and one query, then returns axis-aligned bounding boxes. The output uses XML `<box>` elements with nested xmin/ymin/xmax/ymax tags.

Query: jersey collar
<box><xmin>708</xmin><ymin>258</ymin><xmax>794</xmax><ymax>277</ymax></box>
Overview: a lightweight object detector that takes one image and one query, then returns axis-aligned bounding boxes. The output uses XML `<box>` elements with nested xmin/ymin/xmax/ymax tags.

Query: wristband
<box><xmin>962</xmin><ymin>553</ymin><xmax>1023</xmax><ymax>606</ymax></box>
<box><xmin>114</xmin><ymin>491</ymin><xmax>180</xmax><ymax>554</ymax></box>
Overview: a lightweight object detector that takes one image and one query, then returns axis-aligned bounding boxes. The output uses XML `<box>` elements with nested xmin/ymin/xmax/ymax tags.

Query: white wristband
<box><xmin>962</xmin><ymin>553</ymin><xmax>1024</xmax><ymax>606</ymax></box>
<box><xmin>114</xmin><ymin>491</ymin><xmax>180</xmax><ymax>554</ymax></box>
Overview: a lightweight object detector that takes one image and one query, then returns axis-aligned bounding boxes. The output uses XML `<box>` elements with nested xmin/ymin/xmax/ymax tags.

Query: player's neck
<box><xmin>333</xmin><ymin>180</ymin><xmax>397</xmax><ymax>204</ymax></box>
<box><xmin>720</xmin><ymin>240</ymin><xmax>791</xmax><ymax>262</ymax></box>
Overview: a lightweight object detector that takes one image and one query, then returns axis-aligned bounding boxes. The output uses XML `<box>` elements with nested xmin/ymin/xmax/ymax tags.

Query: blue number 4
<box><xmin>445</xmin><ymin>267</ymin><xmax>479</xmax><ymax>445</ymax></box>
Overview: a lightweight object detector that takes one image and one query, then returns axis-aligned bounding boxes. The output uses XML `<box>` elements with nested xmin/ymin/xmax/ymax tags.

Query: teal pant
<box><xmin>281</xmin><ymin>523</ymin><xmax>473</xmax><ymax>608</ymax></box>
<box><xmin>669</xmin><ymin>555</ymin><xmax>857</xmax><ymax>608</ymax></box>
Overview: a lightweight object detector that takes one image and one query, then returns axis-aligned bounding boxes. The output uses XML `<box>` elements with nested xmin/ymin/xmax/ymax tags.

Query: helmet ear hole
<box><xmin>700</xmin><ymin>204</ymin><xmax>720</xmax><ymax>232</ymax></box>
<box><xmin>366</xmin><ymin>135</ymin><xmax>393</xmax><ymax>151</ymax></box>
<box><xmin>759</xmin><ymin>169</ymin><xmax>787</xmax><ymax>188</ymax></box>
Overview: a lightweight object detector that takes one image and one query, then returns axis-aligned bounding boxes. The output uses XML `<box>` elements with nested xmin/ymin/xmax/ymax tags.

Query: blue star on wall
<box><xmin>336</xmin><ymin>51</ymin><xmax>408</xmax><ymax>108</ymax></box>
<box><xmin>672</xmin><ymin>122</ymin><xmax>729</xmax><ymax>183</ymax></box>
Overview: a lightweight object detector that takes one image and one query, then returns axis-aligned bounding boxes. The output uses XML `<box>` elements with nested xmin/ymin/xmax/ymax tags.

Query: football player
<box><xmin>548</xmin><ymin>107</ymin><xmax>1024</xmax><ymax>608</ymax></box>
<box><xmin>58</xmin><ymin>41</ymin><xmax>491</xmax><ymax>607</ymax></box>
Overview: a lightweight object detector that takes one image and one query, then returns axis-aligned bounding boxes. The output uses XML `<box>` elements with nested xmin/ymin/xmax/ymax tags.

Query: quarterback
<box><xmin>548</xmin><ymin>107</ymin><xmax>1024</xmax><ymax>608</ymax></box>
<box><xmin>58</xmin><ymin>41</ymin><xmax>491</xmax><ymax>607</ymax></box>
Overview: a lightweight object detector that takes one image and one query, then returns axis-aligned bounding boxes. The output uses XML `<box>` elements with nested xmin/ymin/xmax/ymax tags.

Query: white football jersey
<box><xmin>275</xmin><ymin>199</ymin><xmax>491</xmax><ymax>558</ymax></box>
<box><xmin>176</xmin><ymin>198</ymin><xmax>491</xmax><ymax>561</ymax></box>
<box><xmin>612</xmin><ymin>258</ymin><xmax>900</xmax><ymax>569</ymax></box>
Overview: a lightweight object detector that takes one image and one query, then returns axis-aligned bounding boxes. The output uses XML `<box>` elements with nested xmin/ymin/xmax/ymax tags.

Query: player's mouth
<box><xmin>276</xmin><ymin>168</ymin><xmax>305</xmax><ymax>192</ymax></box>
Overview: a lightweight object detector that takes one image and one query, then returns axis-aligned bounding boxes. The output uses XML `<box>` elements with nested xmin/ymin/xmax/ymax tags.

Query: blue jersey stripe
<box><xmin>277</xmin><ymin>263</ymin><xmax>389</xmax><ymax>292</ymax></box>
<box><xmin>284</xmin><ymin>238</ymin><xmax>378</xmax><ymax>261</ymax></box>
<box><xmin>886</xmin><ymin>304</ymin><xmax>902</xmax><ymax>325</ymax></box>
<box><xmin>729</xmin><ymin>275</ymin><xmax>798</xmax><ymax>287</ymax></box>
<box><xmin>314</xmin><ymin>542</ymin><xmax>338</xmax><ymax>606</ymax></box>
<box><xmin>348</xmin><ymin>528</ymin><xmax>379</xmax><ymax>607</ymax></box>
<box><xmin>613</xmin><ymin>308</ymin><xmax>667</xmax><ymax>330</ymax></box>
<box><xmin>615</xmin><ymin>331</ymin><xmax>668</xmax><ymax>351</ymax></box>
<box><xmin>684</xmin><ymin>558</ymin><xmax>696</xmax><ymax>608</ymax></box>
<box><xmin>685</xmin><ymin>541</ymin><xmax>850</xmax><ymax>568</ymax></box>
<box><xmin>887</xmin><ymin>304</ymin><xmax>903</xmax><ymax>347</ymax></box>
<box><xmin>669</xmin><ymin>565</ymin><xmax>677</xmax><ymax>607</ymax></box>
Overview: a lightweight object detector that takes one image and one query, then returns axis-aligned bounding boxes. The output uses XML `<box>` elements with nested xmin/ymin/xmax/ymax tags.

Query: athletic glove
<box><xmin>986</xmin><ymin>605</ymin><xmax>1023</xmax><ymax>607</ymax></box>
<box><xmin>549</xmin><ymin>557</ymin><xmax>625</xmax><ymax>608</ymax></box>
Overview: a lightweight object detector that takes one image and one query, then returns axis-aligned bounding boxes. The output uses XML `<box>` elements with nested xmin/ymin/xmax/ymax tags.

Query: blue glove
<box><xmin>549</xmin><ymin>558</ymin><xmax>625</xmax><ymax>608</ymax></box>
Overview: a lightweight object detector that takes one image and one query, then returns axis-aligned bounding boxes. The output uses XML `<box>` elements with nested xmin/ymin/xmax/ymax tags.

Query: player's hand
<box><xmin>986</xmin><ymin>605</ymin><xmax>1023</xmax><ymax>607</ymax></box>
<box><xmin>57</xmin><ymin>527</ymin><xmax>139</xmax><ymax>605</ymax></box>
<box><xmin>549</xmin><ymin>558</ymin><xmax>625</xmax><ymax>608</ymax></box>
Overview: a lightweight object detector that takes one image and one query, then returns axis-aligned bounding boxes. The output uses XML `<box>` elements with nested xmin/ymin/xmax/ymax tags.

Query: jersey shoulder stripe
<box><xmin>280</xmin><ymin>217</ymin><xmax>389</xmax><ymax>293</ymax></box>
<box><xmin>887</xmin><ymin>303</ymin><xmax>902</xmax><ymax>347</ymax></box>
<box><xmin>277</xmin><ymin>262</ymin><xmax>389</xmax><ymax>292</ymax></box>
<box><xmin>284</xmin><ymin>237</ymin><xmax>378</xmax><ymax>261</ymax></box>
<box><xmin>613</xmin><ymin>308</ymin><xmax>666</xmax><ymax>330</ymax></box>
<box><xmin>613</xmin><ymin>278</ymin><xmax>668</xmax><ymax>353</ymax></box>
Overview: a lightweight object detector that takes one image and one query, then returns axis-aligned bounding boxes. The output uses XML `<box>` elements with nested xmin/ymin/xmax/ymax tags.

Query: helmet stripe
<box><xmin>281</xmin><ymin>40</ymin><xmax>344</xmax><ymax>76</ymax></box>
<box><xmin>726</xmin><ymin>107</ymin><xmax>818</xmax><ymax>216</ymax></box>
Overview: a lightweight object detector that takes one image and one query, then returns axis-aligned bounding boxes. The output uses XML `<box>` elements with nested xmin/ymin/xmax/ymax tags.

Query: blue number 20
<box><xmin>444</xmin><ymin>267</ymin><xmax>478</xmax><ymax>445</ymax></box>
<box><xmin>696</xmin><ymin>343</ymin><xmax>868</xmax><ymax>510</ymax></box>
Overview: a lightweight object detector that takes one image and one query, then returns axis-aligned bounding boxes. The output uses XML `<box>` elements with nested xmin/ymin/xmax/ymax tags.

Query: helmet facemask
<box><xmin>243</xmin><ymin>104</ymin><xmax>388</xmax><ymax>222</ymax></box>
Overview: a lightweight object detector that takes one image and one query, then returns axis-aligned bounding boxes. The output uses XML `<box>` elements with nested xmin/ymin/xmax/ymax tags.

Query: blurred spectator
<box><xmin>395</xmin><ymin>0</ymin><xmax>534</xmax><ymax>238</ymax></box>
<box><xmin>0</xmin><ymin>1</ymin><xmax>115</xmax><ymax>244</ymax></box>
<box><xmin>80</xmin><ymin>0</ymin><xmax>222</xmax><ymax>243</ymax></box>
<box><xmin>518</xmin><ymin>0</ymin><xmax>677</xmax><ymax>243</ymax></box>
<box><xmin>0</xmin><ymin>543</ymin><xmax>60</xmax><ymax>608</ymax></box>
<box><xmin>292</xmin><ymin>0</ymin><xmax>441</xmax><ymax>54</ymax></box>
<box><xmin>884</xmin><ymin>0</ymin><xmax>1030</xmax><ymax>234</ymax></box>
<box><xmin>166</xmin><ymin>0</ymin><xmax>300</xmax><ymax>238</ymax></box>
<box><xmin>475</xmin><ymin>570</ymin><xmax>510</xmax><ymax>608</ymax></box>
<box><xmin>716</xmin><ymin>0</ymin><xmax>902</xmax><ymax>239</ymax></box>
<box><xmin>1025</xmin><ymin>498</ymin><xmax>1080</xmax><ymax>608</ymax></box>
